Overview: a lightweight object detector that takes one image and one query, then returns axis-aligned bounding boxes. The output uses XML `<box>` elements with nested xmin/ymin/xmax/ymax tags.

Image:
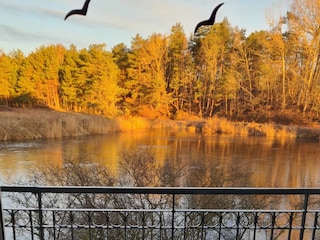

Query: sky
<box><xmin>0</xmin><ymin>0</ymin><xmax>291</xmax><ymax>55</ymax></box>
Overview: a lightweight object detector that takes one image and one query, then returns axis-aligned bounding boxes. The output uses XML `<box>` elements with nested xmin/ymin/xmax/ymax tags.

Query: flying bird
<box><xmin>64</xmin><ymin>0</ymin><xmax>91</xmax><ymax>21</ymax></box>
<box><xmin>194</xmin><ymin>3</ymin><xmax>224</xmax><ymax>34</ymax></box>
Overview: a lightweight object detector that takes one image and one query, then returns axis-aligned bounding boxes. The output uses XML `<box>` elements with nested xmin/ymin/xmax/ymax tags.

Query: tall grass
<box><xmin>202</xmin><ymin>117</ymin><xmax>248</xmax><ymax>136</ymax></box>
<box><xmin>114</xmin><ymin>116</ymin><xmax>151</xmax><ymax>131</ymax></box>
<box><xmin>201</xmin><ymin>116</ymin><xmax>298</xmax><ymax>139</ymax></box>
<box><xmin>0</xmin><ymin>108</ymin><xmax>156</xmax><ymax>142</ymax></box>
<box><xmin>1</xmin><ymin>108</ymin><xmax>319</xmax><ymax>142</ymax></box>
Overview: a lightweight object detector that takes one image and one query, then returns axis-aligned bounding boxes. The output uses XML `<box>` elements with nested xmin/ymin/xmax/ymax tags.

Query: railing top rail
<box><xmin>3</xmin><ymin>207</ymin><xmax>305</xmax><ymax>213</ymax></box>
<box><xmin>2</xmin><ymin>186</ymin><xmax>320</xmax><ymax>195</ymax></box>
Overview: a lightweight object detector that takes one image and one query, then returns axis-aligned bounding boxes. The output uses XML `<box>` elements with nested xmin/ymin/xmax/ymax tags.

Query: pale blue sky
<box><xmin>0</xmin><ymin>0</ymin><xmax>290</xmax><ymax>55</ymax></box>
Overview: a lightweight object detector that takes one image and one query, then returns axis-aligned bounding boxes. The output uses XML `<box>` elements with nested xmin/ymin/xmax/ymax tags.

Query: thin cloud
<box><xmin>89</xmin><ymin>0</ymin><xmax>202</xmax><ymax>35</ymax></box>
<box><xmin>0</xmin><ymin>0</ymin><xmax>290</xmax><ymax>54</ymax></box>
<box><xmin>0</xmin><ymin>24</ymin><xmax>40</xmax><ymax>41</ymax></box>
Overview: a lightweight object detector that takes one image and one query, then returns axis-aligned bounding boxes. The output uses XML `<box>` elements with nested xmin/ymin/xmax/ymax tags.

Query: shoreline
<box><xmin>0</xmin><ymin>108</ymin><xmax>319</xmax><ymax>142</ymax></box>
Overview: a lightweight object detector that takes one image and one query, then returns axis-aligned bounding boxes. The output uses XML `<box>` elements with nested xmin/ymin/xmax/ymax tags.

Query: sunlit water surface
<box><xmin>0</xmin><ymin>128</ymin><xmax>320</xmax><ymax>187</ymax></box>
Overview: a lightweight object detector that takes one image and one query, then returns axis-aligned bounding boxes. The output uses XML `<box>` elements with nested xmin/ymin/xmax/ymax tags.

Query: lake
<box><xmin>0</xmin><ymin>128</ymin><xmax>320</xmax><ymax>187</ymax></box>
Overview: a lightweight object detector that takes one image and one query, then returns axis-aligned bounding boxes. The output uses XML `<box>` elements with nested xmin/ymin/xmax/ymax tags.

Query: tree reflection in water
<box><xmin>8</xmin><ymin>148</ymin><xmax>291</xmax><ymax>240</ymax></box>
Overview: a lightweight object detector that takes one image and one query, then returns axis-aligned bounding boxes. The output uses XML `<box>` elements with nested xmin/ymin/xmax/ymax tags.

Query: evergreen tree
<box><xmin>167</xmin><ymin>23</ymin><xmax>195</xmax><ymax>116</ymax></box>
<box><xmin>0</xmin><ymin>53</ymin><xmax>13</xmax><ymax>105</ymax></box>
<box><xmin>17</xmin><ymin>45</ymin><xmax>65</xmax><ymax>108</ymax></box>
<box><xmin>193</xmin><ymin>19</ymin><xmax>233</xmax><ymax>117</ymax></box>
<box><xmin>59</xmin><ymin>44</ymin><xmax>82</xmax><ymax>111</ymax></box>
<box><xmin>87</xmin><ymin>44</ymin><xmax>122</xmax><ymax>116</ymax></box>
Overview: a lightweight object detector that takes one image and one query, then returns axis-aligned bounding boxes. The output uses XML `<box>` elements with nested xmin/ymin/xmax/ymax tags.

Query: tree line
<box><xmin>0</xmin><ymin>0</ymin><xmax>319</xmax><ymax>122</ymax></box>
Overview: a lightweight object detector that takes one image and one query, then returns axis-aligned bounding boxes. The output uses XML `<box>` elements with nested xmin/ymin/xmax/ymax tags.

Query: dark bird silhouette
<box><xmin>194</xmin><ymin>3</ymin><xmax>224</xmax><ymax>34</ymax></box>
<box><xmin>64</xmin><ymin>0</ymin><xmax>91</xmax><ymax>21</ymax></box>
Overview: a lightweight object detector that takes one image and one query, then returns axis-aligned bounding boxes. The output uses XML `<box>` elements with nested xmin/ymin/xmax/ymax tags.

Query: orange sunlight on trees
<box><xmin>0</xmin><ymin>0</ymin><xmax>319</xmax><ymax>123</ymax></box>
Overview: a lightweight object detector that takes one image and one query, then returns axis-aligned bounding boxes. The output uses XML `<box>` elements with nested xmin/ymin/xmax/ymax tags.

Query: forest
<box><xmin>0</xmin><ymin>0</ymin><xmax>319</xmax><ymax>124</ymax></box>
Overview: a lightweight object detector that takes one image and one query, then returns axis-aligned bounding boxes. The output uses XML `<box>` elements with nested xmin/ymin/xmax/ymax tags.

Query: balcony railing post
<box><xmin>171</xmin><ymin>193</ymin><xmax>175</xmax><ymax>240</ymax></box>
<box><xmin>0</xmin><ymin>187</ymin><xmax>5</xmax><ymax>240</ymax></box>
<box><xmin>299</xmin><ymin>193</ymin><xmax>309</xmax><ymax>240</ymax></box>
<box><xmin>37</xmin><ymin>191</ymin><xmax>44</xmax><ymax>240</ymax></box>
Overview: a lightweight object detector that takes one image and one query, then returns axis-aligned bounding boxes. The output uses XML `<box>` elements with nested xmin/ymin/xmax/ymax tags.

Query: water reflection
<box><xmin>0</xmin><ymin>128</ymin><xmax>320</xmax><ymax>187</ymax></box>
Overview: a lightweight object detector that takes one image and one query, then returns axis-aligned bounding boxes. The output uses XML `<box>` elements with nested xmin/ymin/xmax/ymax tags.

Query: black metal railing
<box><xmin>1</xmin><ymin>186</ymin><xmax>320</xmax><ymax>240</ymax></box>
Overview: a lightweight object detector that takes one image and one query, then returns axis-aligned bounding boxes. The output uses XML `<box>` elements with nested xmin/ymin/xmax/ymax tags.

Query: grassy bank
<box><xmin>0</xmin><ymin>108</ymin><xmax>319</xmax><ymax>142</ymax></box>
<box><xmin>0</xmin><ymin>108</ymin><xmax>151</xmax><ymax>142</ymax></box>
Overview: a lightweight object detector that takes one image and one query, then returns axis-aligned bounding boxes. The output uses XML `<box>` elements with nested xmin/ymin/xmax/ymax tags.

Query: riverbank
<box><xmin>0</xmin><ymin>108</ymin><xmax>151</xmax><ymax>142</ymax></box>
<box><xmin>0</xmin><ymin>107</ymin><xmax>320</xmax><ymax>142</ymax></box>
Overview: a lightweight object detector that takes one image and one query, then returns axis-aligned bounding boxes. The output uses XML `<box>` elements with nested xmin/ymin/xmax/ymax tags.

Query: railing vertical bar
<box><xmin>124</xmin><ymin>212</ymin><xmax>127</xmax><ymax>240</ymax></box>
<box><xmin>287</xmin><ymin>211</ymin><xmax>293</xmax><ymax>240</ymax></box>
<box><xmin>142</xmin><ymin>211</ymin><xmax>145</xmax><ymax>240</ymax></box>
<box><xmin>70</xmin><ymin>211</ymin><xmax>74</xmax><ymax>240</ymax></box>
<box><xmin>236</xmin><ymin>212</ymin><xmax>240</xmax><ymax>239</ymax></box>
<box><xmin>171</xmin><ymin>193</ymin><xmax>175</xmax><ymax>240</ymax></box>
<box><xmin>37</xmin><ymin>191</ymin><xmax>44</xmax><ymax>240</ymax></box>
<box><xmin>183</xmin><ymin>211</ymin><xmax>187</xmax><ymax>240</ymax></box>
<box><xmin>11</xmin><ymin>211</ymin><xmax>16</xmax><ymax>240</ymax></box>
<box><xmin>52</xmin><ymin>211</ymin><xmax>56</xmax><ymax>240</ymax></box>
<box><xmin>299</xmin><ymin>193</ymin><xmax>309</xmax><ymax>240</ymax></box>
<box><xmin>159</xmin><ymin>211</ymin><xmax>163</xmax><ymax>240</ymax></box>
<box><xmin>270</xmin><ymin>212</ymin><xmax>276</xmax><ymax>240</ymax></box>
<box><xmin>29</xmin><ymin>209</ymin><xmax>34</xmax><ymax>240</ymax></box>
<box><xmin>253</xmin><ymin>212</ymin><xmax>258</xmax><ymax>240</ymax></box>
<box><xmin>311</xmin><ymin>211</ymin><xmax>318</xmax><ymax>240</ymax></box>
<box><xmin>200</xmin><ymin>211</ymin><xmax>205</xmax><ymax>240</ymax></box>
<box><xmin>0</xmin><ymin>187</ymin><xmax>5</xmax><ymax>240</ymax></box>
<box><xmin>88</xmin><ymin>212</ymin><xmax>92</xmax><ymax>240</ymax></box>
<box><xmin>218</xmin><ymin>212</ymin><xmax>223</xmax><ymax>240</ymax></box>
<box><xmin>105</xmin><ymin>212</ymin><xmax>109</xmax><ymax>239</ymax></box>
<box><xmin>11</xmin><ymin>210</ymin><xmax>17</xmax><ymax>240</ymax></box>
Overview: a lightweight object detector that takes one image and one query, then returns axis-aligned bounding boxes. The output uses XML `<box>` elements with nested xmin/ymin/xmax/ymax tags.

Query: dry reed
<box><xmin>201</xmin><ymin>117</ymin><xmax>300</xmax><ymax>140</ymax></box>
<box><xmin>0</xmin><ymin>108</ymin><xmax>319</xmax><ymax>142</ymax></box>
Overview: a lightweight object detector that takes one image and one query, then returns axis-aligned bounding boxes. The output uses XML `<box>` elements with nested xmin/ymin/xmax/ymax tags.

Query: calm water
<box><xmin>0</xmin><ymin>128</ymin><xmax>320</xmax><ymax>187</ymax></box>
